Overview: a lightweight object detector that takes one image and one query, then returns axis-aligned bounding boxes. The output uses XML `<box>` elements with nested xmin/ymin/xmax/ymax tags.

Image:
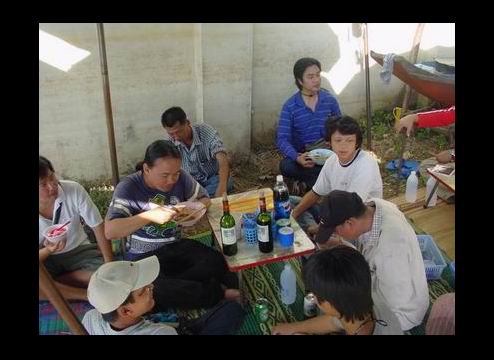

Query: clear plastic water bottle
<box><xmin>426</xmin><ymin>176</ymin><xmax>438</xmax><ymax>207</ymax></box>
<box><xmin>280</xmin><ymin>263</ymin><xmax>296</xmax><ymax>305</ymax></box>
<box><xmin>405</xmin><ymin>171</ymin><xmax>418</xmax><ymax>203</ymax></box>
<box><xmin>273</xmin><ymin>175</ymin><xmax>291</xmax><ymax>220</ymax></box>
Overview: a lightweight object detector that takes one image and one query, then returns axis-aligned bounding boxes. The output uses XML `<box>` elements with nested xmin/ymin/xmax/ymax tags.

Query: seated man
<box><xmin>276</xmin><ymin>57</ymin><xmax>341</xmax><ymax>194</ymax></box>
<box><xmin>39</xmin><ymin>156</ymin><xmax>113</xmax><ymax>301</ymax></box>
<box><xmin>395</xmin><ymin>106</ymin><xmax>455</xmax><ymax>202</ymax></box>
<box><xmin>272</xmin><ymin>246</ymin><xmax>402</xmax><ymax>335</ymax></box>
<box><xmin>161</xmin><ymin>106</ymin><xmax>233</xmax><ymax>198</ymax></box>
<box><xmin>314</xmin><ymin>190</ymin><xmax>429</xmax><ymax>332</ymax></box>
<box><xmin>83</xmin><ymin>256</ymin><xmax>245</xmax><ymax>335</ymax></box>
<box><xmin>291</xmin><ymin>115</ymin><xmax>382</xmax><ymax>238</ymax></box>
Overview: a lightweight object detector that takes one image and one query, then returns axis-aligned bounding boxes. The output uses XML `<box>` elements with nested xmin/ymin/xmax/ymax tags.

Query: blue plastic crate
<box><xmin>417</xmin><ymin>234</ymin><xmax>447</xmax><ymax>280</ymax></box>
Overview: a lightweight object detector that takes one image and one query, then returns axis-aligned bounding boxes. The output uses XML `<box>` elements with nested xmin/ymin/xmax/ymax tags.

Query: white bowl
<box><xmin>43</xmin><ymin>224</ymin><xmax>68</xmax><ymax>244</ymax></box>
<box><xmin>309</xmin><ymin>148</ymin><xmax>335</xmax><ymax>166</ymax></box>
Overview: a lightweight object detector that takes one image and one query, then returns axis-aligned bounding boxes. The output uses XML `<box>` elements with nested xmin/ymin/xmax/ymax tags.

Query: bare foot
<box><xmin>224</xmin><ymin>288</ymin><xmax>242</xmax><ymax>304</ymax></box>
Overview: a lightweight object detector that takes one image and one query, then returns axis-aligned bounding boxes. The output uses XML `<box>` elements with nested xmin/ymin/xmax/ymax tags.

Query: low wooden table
<box><xmin>424</xmin><ymin>167</ymin><xmax>455</xmax><ymax>208</ymax></box>
<box><xmin>206</xmin><ymin>188</ymin><xmax>316</xmax><ymax>272</ymax></box>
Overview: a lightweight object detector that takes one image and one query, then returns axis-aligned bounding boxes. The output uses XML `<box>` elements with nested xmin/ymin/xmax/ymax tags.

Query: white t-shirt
<box><xmin>38</xmin><ymin>180</ymin><xmax>103</xmax><ymax>254</ymax></box>
<box><xmin>312</xmin><ymin>150</ymin><xmax>383</xmax><ymax>201</ymax></box>
<box><xmin>82</xmin><ymin>309</ymin><xmax>178</xmax><ymax>335</ymax></box>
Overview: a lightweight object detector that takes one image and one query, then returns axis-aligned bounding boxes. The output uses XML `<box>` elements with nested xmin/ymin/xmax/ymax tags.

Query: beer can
<box><xmin>303</xmin><ymin>293</ymin><xmax>318</xmax><ymax>318</ymax></box>
<box><xmin>275</xmin><ymin>218</ymin><xmax>291</xmax><ymax>228</ymax></box>
<box><xmin>255</xmin><ymin>298</ymin><xmax>269</xmax><ymax>323</ymax></box>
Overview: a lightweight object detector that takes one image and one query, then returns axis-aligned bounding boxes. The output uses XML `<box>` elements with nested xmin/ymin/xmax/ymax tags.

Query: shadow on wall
<box><xmin>251</xmin><ymin>23</ymin><xmax>340</xmax><ymax>145</ymax></box>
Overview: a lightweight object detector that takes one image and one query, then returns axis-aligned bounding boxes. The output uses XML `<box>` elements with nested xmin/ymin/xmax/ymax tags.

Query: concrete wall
<box><xmin>251</xmin><ymin>23</ymin><xmax>455</xmax><ymax>144</ymax></box>
<box><xmin>39</xmin><ymin>23</ymin><xmax>454</xmax><ymax>181</ymax></box>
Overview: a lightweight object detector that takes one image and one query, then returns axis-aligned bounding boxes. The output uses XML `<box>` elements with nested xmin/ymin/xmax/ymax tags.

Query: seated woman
<box><xmin>105</xmin><ymin>140</ymin><xmax>239</xmax><ymax>311</ymax></box>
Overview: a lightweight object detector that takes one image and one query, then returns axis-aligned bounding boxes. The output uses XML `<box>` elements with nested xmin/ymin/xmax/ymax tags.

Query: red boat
<box><xmin>371</xmin><ymin>51</ymin><xmax>455</xmax><ymax>106</ymax></box>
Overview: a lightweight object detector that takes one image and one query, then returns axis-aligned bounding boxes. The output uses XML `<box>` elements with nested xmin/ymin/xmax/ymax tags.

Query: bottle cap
<box><xmin>276</xmin><ymin>175</ymin><xmax>283</xmax><ymax>182</ymax></box>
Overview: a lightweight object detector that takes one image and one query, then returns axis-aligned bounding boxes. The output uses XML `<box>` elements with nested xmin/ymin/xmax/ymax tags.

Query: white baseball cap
<box><xmin>87</xmin><ymin>255</ymin><xmax>160</xmax><ymax>314</ymax></box>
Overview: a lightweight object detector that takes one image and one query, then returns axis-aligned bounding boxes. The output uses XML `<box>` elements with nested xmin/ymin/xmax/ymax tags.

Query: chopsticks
<box><xmin>176</xmin><ymin>207</ymin><xmax>205</xmax><ymax>225</ymax></box>
<box><xmin>54</xmin><ymin>220</ymin><xmax>71</xmax><ymax>231</ymax></box>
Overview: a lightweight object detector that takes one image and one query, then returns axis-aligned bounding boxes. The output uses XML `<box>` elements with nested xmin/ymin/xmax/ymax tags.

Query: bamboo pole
<box><xmin>97</xmin><ymin>23</ymin><xmax>120</xmax><ymax>187</ymax></box>
<box><xmin>39</xmin><ymin>262</ymin><xmax>88</xmax><ymax>335</ymax></box>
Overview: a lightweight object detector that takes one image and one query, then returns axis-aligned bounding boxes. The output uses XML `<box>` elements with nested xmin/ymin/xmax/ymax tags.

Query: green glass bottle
<box><xmin>220</xmin><ymin>193</ymin><xmax>237</xmax><ymax>256</ymax></box>
<box><xmin>257</xmin><ymin>190</ymin><xmax>273</xmax><ymax>253</ymax></box>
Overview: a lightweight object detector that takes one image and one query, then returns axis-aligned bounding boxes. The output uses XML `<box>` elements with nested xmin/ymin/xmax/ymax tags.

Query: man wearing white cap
<box><xmin>82</xmin><ymin>256</ymin><xmax>245</xmax><ymax>335</ymax></box>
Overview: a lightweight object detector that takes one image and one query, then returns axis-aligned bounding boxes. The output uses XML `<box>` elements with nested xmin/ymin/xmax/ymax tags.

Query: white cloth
<box><xmin>38</xmin><ymin>180</ymin><xmax>103</xmax><ymax>254</ymax></box>
<box><xmin>371</xmin><ymin>292</ymin><xmax>404</xmax><ymax>335</ymax></box>
<box><xmin>312</xmin><ymin>150</ymin><xmax>383</xmax><ymax>201</ymax></box>
<box><xmin>82</xmin><ymin>309</ymin><xmax>178</xmax><ymax>335</ymax></box>
<box><xmin>358</xmin><ymin>198</ymin><xmax>429</xmax><ymax>331</ymax></box>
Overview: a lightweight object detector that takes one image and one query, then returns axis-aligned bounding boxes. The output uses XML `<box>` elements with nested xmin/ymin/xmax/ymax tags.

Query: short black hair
<box><xmin>101</xmin><ymin>293</ymin><xmax>134</xmax><ymax>323</ymax></box>
<box><xmin>293</xmin><ymin>57</ymin><xmax>321</xmax><ymax>90</ymax></box>
<box><xmin>161</xmin><ymin>106</ymin><xmax>187</xmax><ymax>128</ymax></box>
<box><xmin>302</xmin><ymin>246</ymin><xmax>373</xmax><ymax>323</ymax></box>
<box><xmin>39</xmin><ymin>156</ymin><xmax>55</xmax><ymax>179</ymax></box>
<box><xmin>325</xmin><ymin>115</ymin><xmax>363</xmax><ymax>149</ymax></box>
<box><xmin>135</xmin><ymin>140</ymin><xmax>181</xmax><ymax>172</ymax></box>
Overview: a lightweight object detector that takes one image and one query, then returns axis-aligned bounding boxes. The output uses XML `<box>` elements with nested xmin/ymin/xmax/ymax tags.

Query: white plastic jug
<box><xmin>280</xmin><ymin>263</ymin><xmax>296</xmax><ymax>305</ymax></box>
<box><xmin>426</xmin><ymin>176</ymin><xmax>438</xmax><ymax>207</ymax></box>
<box><xmin>405</xmin><ymin>171</ymin><xmax>418</xmax><ymax>203</ymax></box>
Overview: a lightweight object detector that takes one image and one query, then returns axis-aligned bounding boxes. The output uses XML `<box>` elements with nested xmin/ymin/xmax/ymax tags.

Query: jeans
<box><xmin>289</xmin><ymin>196</ymin><xmax>320</xmax><ymax>233</ymax></box>
<box><xmin>279</xmin><ymin>157</ymin><xmax>322</xmax><ymax>189</ymax></box>
<box><xmin>203</xmin><ymin>175</ymin><xmax>234</xmax><ymax>198</ymax></box>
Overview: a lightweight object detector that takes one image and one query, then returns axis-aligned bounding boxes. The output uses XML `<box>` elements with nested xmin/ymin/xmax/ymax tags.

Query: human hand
<box><xmin>296</xmin><ymin>153</ymin><xmax>315</xmax><ymax>168</ymax></box>
<box><xmin>43</xmin><ymin>238</ymin><xmax>67</xmax><ymax>254</ymax></box>
<box><xmin>395</xmin><ymin>114</ymin><xmax>418</xmax><ymax>137</ymax></box>
<box><xmin>271</xmin><ymin>323</ymin><xmax>300</xmax><ymax>335</ymax></box>
<box><xmin>307</xmin><ymin>224</ymin><xmax>320</xmax><ymax>237</ymax></box>
<box><xmin>145</xmin><ymin>204</ymin><xmax>186</xmax><ymax>224</ymax></box>
<box><xmin>435</xmin><ymin>149</ymin><xmax>453</xmax><ymax>164</ymax></box>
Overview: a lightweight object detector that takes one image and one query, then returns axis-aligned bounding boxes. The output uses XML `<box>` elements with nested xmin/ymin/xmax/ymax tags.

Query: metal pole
<box><xmin>397</xmin><ymin>23</ymin><xmax>426</xmax><ymax>174</ymax></box>
<box><xmin>97</xmin><ymin>23</ymin><xmax>119</xmax><ymax>186</ymax></box>
<box><xmin>39</xmin><ymin>262</ymin><xmax>88</xmax><ymax>335</ymax></box>
<box><xmin>362</xmin><ymin>23</ymin><xmax>372</xmax><ymax>150</ymax></box>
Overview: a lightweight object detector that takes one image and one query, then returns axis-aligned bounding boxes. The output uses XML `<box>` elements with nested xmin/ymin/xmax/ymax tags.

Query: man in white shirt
<box><xmin>291</xmin><ymin>115</ymin><xmax>382</xmax><ymax>238</ymax></box>
<box><xmin>314</xmin><ymin>190</ymin><xmax>429</xmax><ymax>331</ymax></box>
<box><xmin>83</xmin><ymin>256</ymin><xmax>245</xmax><ymax>335</ymax></box>
<box><xmin>39</xmin><ymin>156</ymin><xmax>113</xmax><ymax>301</ymax></box>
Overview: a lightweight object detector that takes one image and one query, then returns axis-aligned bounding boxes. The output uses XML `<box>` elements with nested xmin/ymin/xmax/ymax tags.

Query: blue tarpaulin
<box><xmin>386</xmin><ymin>159</ymin><xmax>420</xmax><ymax>179</ymax></box>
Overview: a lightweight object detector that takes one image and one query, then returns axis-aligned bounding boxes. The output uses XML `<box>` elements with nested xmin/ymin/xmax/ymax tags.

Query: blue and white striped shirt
<box><xmin>169</xmin><ymin>123</ymin><xmax>226</xmax><ymax>185</ymax></box>
<box><xmin>276</xmin><ymin>89</ymin><xmax>341</xmax><ymax>161</ymax></box>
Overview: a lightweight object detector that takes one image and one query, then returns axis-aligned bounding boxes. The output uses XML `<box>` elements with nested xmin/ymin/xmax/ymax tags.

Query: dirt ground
<box><xmin>230</xmin><ymin>130</ymin><xmax>451</xmax><ymax>200</ymax></box>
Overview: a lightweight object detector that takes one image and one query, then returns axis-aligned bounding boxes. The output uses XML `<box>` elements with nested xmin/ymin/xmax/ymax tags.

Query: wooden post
<box><xmin>97</xmin><ymin>23</ymin><xmax>120</xmax><ymax>187</ymax></box>
<box><xmin>39</xmin><ymin>262</ymin><xmax>88</xmax><ymax>335</ymax></box>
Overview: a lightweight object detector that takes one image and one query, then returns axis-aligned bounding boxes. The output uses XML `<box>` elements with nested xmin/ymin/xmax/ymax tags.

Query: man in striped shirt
<box><xmin>276</xmin><ymin>57</ymin><xmax>341</xmax><ymax>192</ymax></box>
<box><xmin>161</xmin><ymin>107</ymin><xmax>233</xmax><ymax>198</ymax></box>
